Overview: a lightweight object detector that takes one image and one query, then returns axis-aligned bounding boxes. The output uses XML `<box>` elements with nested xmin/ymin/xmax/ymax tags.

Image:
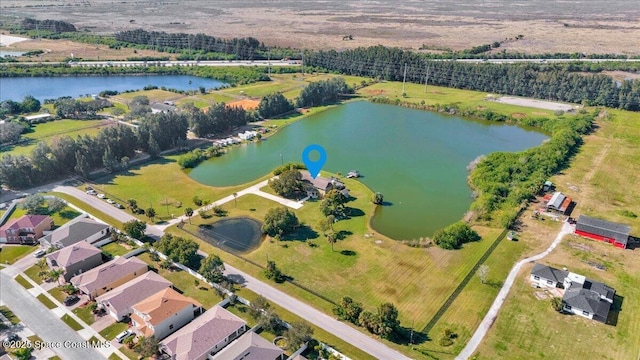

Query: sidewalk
<box><xmin>1</xmin><ymin>265</ymin><xmax>129</xmax><ymax>360</ymax></box>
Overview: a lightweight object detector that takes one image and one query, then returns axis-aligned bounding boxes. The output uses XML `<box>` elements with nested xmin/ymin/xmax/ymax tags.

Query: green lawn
<box><xmin>0</xmin><ymin>245</ymin><xmax>35</xmax><ymax>264</ymax></box>
<box><xmin>48</xmin><ymin>192</ymin><xmax>123</xmax><ymax>229</ymax></box>
<box><xmin>99</xmin><ymin>322</ymin><xmax>128</xmax><ymax>340</ymax></box>
<box><xmin>49</xmin><ymin>287</ymin><xmax>68</xmax><ymax>302</ymax></box>
<box><xmin>27</xmin><ymin>335</ymin><xmax>43</xmax><ymax>345</ymax></box>
<box><xmin>119</xmin><ymin>347</ymin><xmax>139</xmax><ymax>360</ymax></box>
<box><xmin>14</xmin><ymin>274</ymin><xmax>33</xmax><ymax>289</ymax></box>
<box><xmin>100</xmin><ymin>242</ymin><xmax>130</xmax><ymax>257</ymax></box>
<box><xmin>1</xmin><ymin>119</ymin><xmax>111</xmax><ymax>156</ymax></box>
<box><xmin>60</xmin><ymin>314</ymin><xmax>83</xmax><ymax>331</ymax></box>
<box><xmin>24</xmin><ymin>264</ymin><xmax>46</xmax><ymax>284</ymax></box>
<box><xmin>37</xmin><ymin>293</ymin><xmax>57</xmax><ymax>309</ymax></box>
<box><xmin>108</xmin><ymin>354</ymin><xmax>123</xmax><ymax>360</ymax></box>
<box><xmin>49</xmin><ymin>356</ymin><xmax>63</xmax><ymax>360</ymax></box>
<box><xmin>48</xmin><ymin>205</ymin><xmax>83</xmax><ymax>227</ymax></box>
<box><xmin>73</xmin><ymin>304</ymin><xmax>96</xmax><ymax>325</ymax></box>
<box><xmin>0</xmin><ymin>305</ymin><xmax>20</xmax><ymax>325</ymax></box>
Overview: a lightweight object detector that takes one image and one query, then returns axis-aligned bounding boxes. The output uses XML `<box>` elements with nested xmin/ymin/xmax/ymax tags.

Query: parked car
<box><xmin>2</xmin><ymin>334</ymin><xmax>19</xmax><ymax>343</ymax></box>
<box><xmin>33</xmin><ymin>249</ymin><xmax>46</xmax><ymax>258</ymax></box>
<box><xmin>85</xmin><ymin>186</ymin><xmax>94</xmax><ymax>191</ymax></box>
<box><xmin>97</xmin><ymin>194</ymin><xmax>106</xmax><ymax>199</ymax></box>
<box><xmin>106</xmin><ymin>199</ymin><xmax>115</xmax><ymax>204</ymax></box>
<box><xmin>115</xmin><ymin>329</ymin><xmax>134</xmax><ymax>343</ymax></box>
<box><xmin>113</xmin><ymin>203</ymin><xmax>124</xmax><ymax>209</ymax></box>
<box><xmin>86</xmin><ymin>190</ymin><xmax>98</xmax><ymax>195</ymax></box>
<box><xmin>64</xmin><ymin>295</ymin><xmax>79</xmax><ymax>306</ymax></box>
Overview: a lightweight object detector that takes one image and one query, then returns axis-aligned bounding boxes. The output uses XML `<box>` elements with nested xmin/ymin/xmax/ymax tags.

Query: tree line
<box><xmin>305</xmin><ymin>46</ymin><xmax>640</xmax><ymax>110</ymax></box>
<box><xmin>20</xmin><ymin>18</ymin><xmax>76</xmax><ymax>33</ymax></box>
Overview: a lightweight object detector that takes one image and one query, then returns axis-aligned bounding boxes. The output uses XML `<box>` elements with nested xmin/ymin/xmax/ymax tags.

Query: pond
<box><xmin>188</xmin><ymin>101</ymin><xmax>549</xmax><ymax>240</ymax></box>
<box><xmin>197</xmin><ymin>217</ymin><xmax>263</xmax><ymax>254</ymax></box>
<box><xmin>0</xmin><ymin>75</ymin><xmax>228</xmax><ymax>102</ymax></box>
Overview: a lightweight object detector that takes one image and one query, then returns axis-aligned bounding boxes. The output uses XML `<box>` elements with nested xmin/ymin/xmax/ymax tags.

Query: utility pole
<box><xmin>424</xmin><ymin>63</ymin><xmax>430</xmax><ymax>93</ymax></box>
<box><xmin>268</xmin><ymin>50</ymin><xmax>271</xmax><ymax>77</ymax></box>
<box><xmin>401</xmin><ymin>63</ymin><xmax>407</xmax><ymax>95</ymax></box>
<box><xmin>301</xmin><ymin>52</ymin><xmax>305</xmax><ymax>78</ymax></box>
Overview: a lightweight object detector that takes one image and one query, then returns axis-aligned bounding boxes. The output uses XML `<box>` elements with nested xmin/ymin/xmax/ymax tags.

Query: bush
<box><xmin>433</xmin><ymin>222</ymin><xmax>481</xmax><ymax>250</ymax></box>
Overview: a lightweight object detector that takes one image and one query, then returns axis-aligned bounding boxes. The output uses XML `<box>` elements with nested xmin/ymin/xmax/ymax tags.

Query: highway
<box><xmin>0</xmin><ymin>60</ymin><xmax>299</xmax><ymax>67</ymax></box>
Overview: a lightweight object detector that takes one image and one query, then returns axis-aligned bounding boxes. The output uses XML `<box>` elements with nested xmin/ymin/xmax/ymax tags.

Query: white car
<box><xmin>86</xmin><ymin>190</ymin><xmax>98</xmax><ymax>195</ymax></box>
<box><xmin>106</xmin><ymin>199</ymin><xmax>115</xmax><ymax>204</ymax></box>
<box><xmin>97</xmin><ymin>194</ymin><xmax>106</xmax><ymax>199</ymax></box>
<box><xmin>33</xmin><ymin>249</ymin><xmax>46</xmax><ymax>258</ymax></box>
<box><xmin>115</xmin><ymin>329</ymin><xmax>133</xmax><ymax>343</ymax></box>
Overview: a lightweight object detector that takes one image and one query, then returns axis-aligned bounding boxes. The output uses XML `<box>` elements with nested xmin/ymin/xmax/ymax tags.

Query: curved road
<box><xmin>456</xmin><ymin>221</ymin><xmax>575</xmax><ymax>359</ymax></box>
<box><xmin>0</xmin><ymin>271</ymin><xmax>105</xmax><ymax>360</ymax></box>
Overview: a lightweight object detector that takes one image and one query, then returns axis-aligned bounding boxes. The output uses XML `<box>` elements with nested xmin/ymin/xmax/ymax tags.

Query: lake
<box><xmin>189</xmin><ymin>101</ymin><xmax>548</xmax><ymax>239</ymax></box>
<box><xmin>0</xmin><ymin>75</ymin><xmax>227</xmax><ymax>102</ymax></box>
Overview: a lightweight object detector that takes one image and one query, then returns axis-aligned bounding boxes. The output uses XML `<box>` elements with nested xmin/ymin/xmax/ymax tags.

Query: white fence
<box><xmin>0</xmin><ymin>200</ymin><xmax>17</xmax><ymax>226</ymax></box>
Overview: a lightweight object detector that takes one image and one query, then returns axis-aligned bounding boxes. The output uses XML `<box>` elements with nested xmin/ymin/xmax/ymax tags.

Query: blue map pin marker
<box><xmin>302</xmin><ymin>144</ymin><xmax>327</xmax><ymax>179</ymax></box>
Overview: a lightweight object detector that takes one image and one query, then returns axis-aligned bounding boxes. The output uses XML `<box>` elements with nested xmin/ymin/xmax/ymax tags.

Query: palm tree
<box><xmin>326</xmin><ymin>215</ymin><xmax>336</xmax><ymax>231</ymax></box>
<box><xmin>49</xmin><ymin>269</ymin><xmax>64</xmax><ymax>285</ymax></box>
<box><xmin>233</xmin><ymin>192</ymin><xmax>238</xmax><ymax>207</ymax></box>
<box><xmin>12</xmin><ymin>347</ymin><xmax>32</xmax><ymax>360</ymax></box>
<box><xmin>146</xmin><ymin>207</ymin><xmax>156</xmax><ymax>222</ymax></box>
<box><xmin>36</xmin><ymin>258</ymin><xmax>47</xmax><ymax>269</ymax></box>
<box><xmin>326</xmin><ymin>231</ymin><xmax>337</xmax><ymax>251</ymax></box>
<box><xmin>184</xmin><ymin>207</ymin><xmax>194</xmax><ymax>224</ymax></box>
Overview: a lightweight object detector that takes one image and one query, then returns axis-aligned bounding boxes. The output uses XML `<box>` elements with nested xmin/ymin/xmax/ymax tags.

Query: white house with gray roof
<box><xmin>530</xmin><ymin>263</ymin><xmax>616</xmax><ymax>323</ymax></box>
<box><xmin>40</xmin><ymin>217</ymin><xmax>110</xmax><ymax>249</ymax></box>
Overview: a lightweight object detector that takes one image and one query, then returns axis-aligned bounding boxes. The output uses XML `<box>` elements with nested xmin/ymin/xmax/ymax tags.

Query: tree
<box><xmin>376</xmin><ymin>302</ymin><xmax>400</xmax><ymax>338</ymax></box>
<box><xmin>136</xmin><ymin>336</ymin><xmax>160</xmax><ymax>357</ymax></box>
<box><xmin>326</xmin><ymin>231</ymin><xmax>337</xmax><ymax>251</ymax></box>
<box><xmin>193</xmin><ymin>196</ymin><xmax>203</xmax><ymax>206</ymax></box>
<box><xmin>127</xmin><ymin>198</ymin><xmax>138</xmax><ymax>210</ymax></box>
<box><xmin>477</xmin><ymin>264</ymin><xmax>490</xmax><ymax>284</ymax></box>
<box><xmin>200</xmin><ymin>254</ymin><xmax>225</xmax><ymax>283</ymax></box>
<box><xmin>286</xmin><ymin>321</ymin><xmax>314</xmax><ymax>350</ymax></box>
<box><xmin>145</xmin><ymin>207</ymin><xmax>156</xmax><ymax>222</ymax></box>
<box><xmin>0</xmin><ymin>122</ymin><xmax>24</xmax><ymax>145</ymax></box>
<box><xmin>320</xmin><ymin>189</ymin><xmax>347</xmax><ymax>217</ymax></box>
<box><xmin>20</xmin><ymin>95</ymin><xmax>41</xmax><ymax>113</ymax></box>
<box><xmin>262</xmin><ymin>207</ymin><xmax>299</xmax><ymax>237</ymax></box>
<box><xmin>249</xmin><ymin>295</ymin><xmax>270</xmax><ymax>320</ymax></box>
<box><xmin>257</xmin><ymin>92</ymin><xmax>294</xmax><ymax>118</ymax></box>
<box><xmin>232</xmin><ymin>192</ymin><xmax>238</xmax><ymax>207</ymax></box>
<box><xmin>155</xmin><ymin>234</ymin><xmax>200</xmax><ymax>269</ymax></box>
<box><xmin>47</xmin><ymin>197</ymin><xmax>66</xmax><ymax>213</ymax></box>
<box><xmin>61</xmin><ymin>284</ymin><xmax>77</xmax><ymax>295</ymax></box>
<box><xmin>12</xmin><ymin>347</ymin><xmax>33</xmax><ymax>360</ymax></box>
<box><xmin>123</xmin><ymin>219</ymin><xmax>147</xmax><ymax>239</ymax></box>
<box><xmin>333</xmin><ymin>296</ymin><xmax>363</xmax><ymax>324</ymax></box>
<box><xmin>268</xmin><ymin>169</ymin><xmax>303</xmax><ymax>198</ymax></box>
<box><xmin>373</xmin><ymin>192</ymin><xmax>384</xmax><ymax>205</ymax></box>
<box><xmin>551</xmin><ymin>297</ymin><xmax>564</xmax><ymax>312</ymax></box>
<box><xmin>49</xmin><ymin>269</ymin><xmax>64</xmax><ymax>285</ymax></box>
<box><xmin>184</xmin><ymin>207</ymin><xmax>194</xmax><ymax>224</ymax></box>
<box><xmin>161</xmin><ymin>258</ymin><xmax>173</xmax><ymax>270</ymax></box>
<box><xmin>36</xmin><ymin>258</ymin><xmax>47</xmax><ymax>270</ymax></box>
<box><xmin>433</xmin><ymin>221</ymin><xmax>481</xmax><ymax>250</ymax></box>
<box><xmin>20</xmin><ymin>194</ymin><xmax>45</xmax><ymax>214</ymax></box>
<box><xmin>264</xmin><ymin>260</ymin><xmax>285</xmax><ymax>283</ymax></box>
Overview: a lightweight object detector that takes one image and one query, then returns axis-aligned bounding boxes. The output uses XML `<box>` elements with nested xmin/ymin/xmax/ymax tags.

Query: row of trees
<box><xmin>177</xmin><ymin>145</ymin><xmax>222</xmax><ymax>169</ymax></box>
<box><xmin>0</xmin><ymin>95</ymin><xmax>41</xmax><ymax>117</ymax></box>
<box><xmin>20</xmin><ymin>18</ymin><xmax>76</xmax><ymax>33</ymax></box>
<box><xmin>188</xmin><ymin>102</ymin><xmax>251</xmax><ymax>138</ymax></box>
<box><xmin>333</xmin><ymin>297</ymin><xmax>400</xmax><ymax>339</ymax></box>
<box><xmin>295</xmin><ymin>77</ymin><xmax>353</xmax><ymax>108</ymax></box>
<box><xmin>0</xmin><ymin>111</ymin><xmax>188</xmax><ymax>188</ymax></box>
<box><xmin>257</xmin><ymin>92</ymin><xmax>294</xmax><ymax>118</ymax></box>
<box><xmin>305</xmin><ymin>46</ymin><xmax>640</xmax><ymax>110</ymax></box>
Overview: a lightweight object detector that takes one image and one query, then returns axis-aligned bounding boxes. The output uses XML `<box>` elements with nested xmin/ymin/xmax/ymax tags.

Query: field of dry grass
<box><xmin>1</xmin><ymin>1</ymin><xmax>639</xmax><ymax>55</ymax></box>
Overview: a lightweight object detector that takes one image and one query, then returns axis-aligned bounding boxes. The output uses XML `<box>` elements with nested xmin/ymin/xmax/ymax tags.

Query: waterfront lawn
<box><xmin>176</xmin><ymin>92</ymin><xmax>236</xmax><ymax>108</ymax></box>
<box><xmin>100</xmin><ymin>242</ymin><xmax>130</xmax><ymax>258</ymax></box>
<box><xmin>0</xmin><ymin>245</ymin><xmax>35</xmax><ymax>264</ymax></box>
<box><xmin>60</xmin><ymin>314</ymin><xmax>83</xmax><ymax>331</ymax></box>
<box><xmin>171</xmin><ymin>172</ymin><xmax>503</xmax><ymax>331</ymax></box>
<box><xmin>99</xmin><ymin>322</ymin><xmax>128</xmax><ymax>340</ymax></box>
<box><xmin>113</xmin><ymin>89</ymin><xmax>185</xmax><ymax>103</ymax></box>
<box><xmin>86</xmin><ymin>157</ymin><xmax>271</xmax><ymax>223</ymax></box>
<box><xmin>1</xmin><ymin>119</ymin><xmax>110</xmax><ymax>156</ymax></box>
<box><xmin>37</xmin><ymin>294</ymin><xmax>57</xmax><ymax>309</ymax></box>
<box><xmin>0</xmin><ymin>305</ymin><xmax>20</xmax><ymax>325</ymax></box>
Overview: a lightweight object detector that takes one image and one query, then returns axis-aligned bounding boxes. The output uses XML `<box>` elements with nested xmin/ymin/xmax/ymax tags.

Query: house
<box><xmin>24</xmin><ymin>113</ymin><xmax>52</xmax><ymax>123</ymax></box>
<box><xmin>40</xmin><ymin>217</ymin><xmax>110</xmax><ymax>249</ymax></box>
<box><xmin>70</xmin><ymin>256</ymin><xmax>148</xmax><ymax>299</ymax></box>
<box><xmin>575</xmin><ymin>215</ymin><xmax>631</xmax><ymax>249</ymax></box>
<box><xmin>211</xmin><ymin>331</ymin><xmax>285</xmax><ymax>360</ymax></box>
<box><xmin>96</xmin><ymin>271</ymin><xmax>172</xmax><ymax>321</ymax></box>
<box><xmin>530</xmin><ymin>263</ymin><xmax>616</xmax><ymax>323</ymax></box>
<box><xmin>150</xmin><ymin>102</ymin><xmax>177</xmax><ymax>114</ymax></box>
<box><xmin>238</xmin><ymin>130</ymin><xmax>258</xmax><ymax>140</ymax></box>
<box><xmin>300</xmin><ymin>171</ymin><xmax>346</xmax><ymax>199</ymax></box>
<box><xmin>160</xmin><ymin>306</ymin><xmax>248</xmax><ymax>360</ymax></box>
<box><xmin>0</xmin><ymin>215</ymin><xmax>53</xmax><ymax>244</ymax></box>
<box><xmin>130</xmin><ymin>288</ymin><xmax>203</xmax><ymax>340</ymax></box>
<box><xmin>544</xmin><ymin>191</ymin><xmax>573</xmax><ymax>214</ymax></box>
<box><xmin>347</xmin><ymin>170</ymin><xmax>360</xmax><ymax>178</ymax></box>
<box><xmin>45</xmin><ymin>241</ymin><xmax>103</xmax><ymax>282</ymax></box>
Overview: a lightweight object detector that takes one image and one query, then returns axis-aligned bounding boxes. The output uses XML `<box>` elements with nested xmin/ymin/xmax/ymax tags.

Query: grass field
<box><xmin>100</xmin><ymin>242</ymin><xmax>130</xmax><ymax>257</ymax></box>
<box><xmin>24</xmin><ymin>264</ymin><xmax>46</xmax><ymax>284</ymax></box>
<box><xmin>73</xmin><ymin>305</ymin><xmax>96</xmax><ymax>325</ymax></box>
<box><xmin>0</xmin><ymin>245</ymin><xmax>35</xmax><ymax>264</ymax></box>
<box><xmin>49</xmin><ymin>192</ymin><xmax>123</xmax><ymax>229</ymax></box>
<box><xmin>49</xmin><ymin>287</ymin><xmax>68</xmax><ymax>302</ymax></box>
<box><xmin>60</xmin><ymin>314</ymin><xmax>83</xmax><ymax>331</ymax></box>
<box><xmin>99</xmin><ymin>322</ymin><xmax>128</xmax><ymax>340</ymax></box>
<box><xmin>37</xmin><ymin>293</ymin><xmax>57</xmax><ymax>309</ymax></box>
<box><xmin>0</xmin><ymin>305</ymin><xmax>20</xmax><ymax>325</ymax></box>
<box><xmin>1</xmin><ymin>119</ymin><xmax>112</xmax><ymax>156</ymax></box>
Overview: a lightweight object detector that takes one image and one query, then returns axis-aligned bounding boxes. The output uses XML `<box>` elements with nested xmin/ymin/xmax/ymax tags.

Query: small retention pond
<box><xmin>189</xmin><ymin>101</ymin><xmax>548</xmax><ymax>240</ymax></box>
<box><xmin>197</xmin><ymin>217</ymin><xmax>263</xmax><ymax>254</ymax></box>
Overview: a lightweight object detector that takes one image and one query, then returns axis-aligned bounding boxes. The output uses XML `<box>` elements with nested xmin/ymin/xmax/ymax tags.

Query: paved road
<box><xmin>0</xmin><ymin>271</ymin><xmax>105</xmax><ymax>360</ymax></box>
<box><xmin>1</xmin><ymin>60</ymin><xmax>300</xmax><ymax>67</ymax></box>
<box><xmin>456</xmin><ymin>221</ymin><xmax>575</xmax><ymax>360</ymax></box>
<box><xmin>223</xmin><ymin>263</ymin><xmax>412</xmax><ymax>360</ymax></box>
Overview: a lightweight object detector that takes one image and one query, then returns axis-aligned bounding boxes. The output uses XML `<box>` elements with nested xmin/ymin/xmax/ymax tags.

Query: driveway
<box><xmin>0</xmin><ymin>271</ymin><xmax>105</xmax><ymax>360</ymax></box>
<box><xmin>456</xmin><ymin>221</ymin><xmax>575</xmax><ymax>359</ymax></box>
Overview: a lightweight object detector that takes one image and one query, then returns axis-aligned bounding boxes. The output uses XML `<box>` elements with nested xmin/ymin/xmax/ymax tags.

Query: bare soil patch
<box><xmin>494</xmin><ymin>96</ymin><xmax>576</xmax><ymax>112</ymax></box>
<box><xmin>511</xmin><ymin>112</ymin><xmax>526</xmax><ymax>119</ymax></box>
<box><xmin>227</xmin><ymin>98</ymin><xmax>260</xmax><ymax>110</ymax></box>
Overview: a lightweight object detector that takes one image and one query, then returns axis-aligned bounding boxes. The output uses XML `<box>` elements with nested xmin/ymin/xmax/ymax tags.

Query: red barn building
<box><xmin>575</xmin><ymin>215</ymin><xmax>631</xmax><ymax>249</ymax></box>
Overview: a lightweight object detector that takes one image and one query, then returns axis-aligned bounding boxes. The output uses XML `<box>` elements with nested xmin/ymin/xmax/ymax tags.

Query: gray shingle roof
<box><xmin>46</xmin><ymin>241</ymin><xmax>101</xmax><ymax>268</ymax></box>
<box><xmin>95</xmin><ymin>271</ymin><xmax>171</xmax><ymax>316</ymax></box>
<box><xmin>576</xmin><ymin>215</ymin><xmax>631</xmax><ymax>245</ymax></box>
<box><xmin>211</xmin><ymin>331</ymin><xmax>283</xmax><ymax>360</ymax></box>
<box><xmin>70</xmin><ymin>256</ymin><xmax>148</xmax><ymax>294</ymax></box>
<box><xmin>41</xmin><ymin>217</ymin><xmax>109</xmax><ymax>248</ymax></box>
<box><xmin>531</xmin><ymin>263</ymin><xmax>568</xmax><ymax>283</ymax></box>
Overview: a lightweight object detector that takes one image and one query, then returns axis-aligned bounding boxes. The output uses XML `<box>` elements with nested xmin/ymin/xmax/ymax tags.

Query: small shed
<box><xmin>542</xmin><ymin>180</ymin><xmax>554</xmax><ymax>192</ymax></box>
